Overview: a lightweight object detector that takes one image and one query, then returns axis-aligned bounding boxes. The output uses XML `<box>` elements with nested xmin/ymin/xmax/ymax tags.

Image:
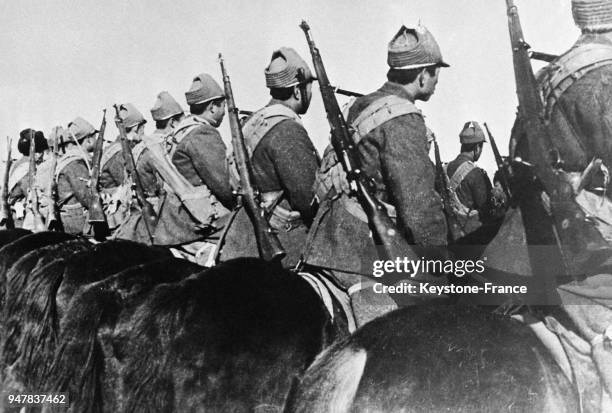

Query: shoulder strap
<box><xmin>145</xmin><ymin>139</ymin><xmax>228</xmax><ymax>225</ymax></box>
<box><xmin>100</xmin><ymin>142</ymin><xmax>123</xmax><ymax>169</ymax></box>
<box><xmin>242</xmin><ymin>104</ymin><xmax>302</xmax><ymax>156</ymax></box>
<box><xmin>448</xmin><ymin>161</ymin><xmax>476</xmax><ymax>191</ymax></box>
<box><xmin>132</xmin><ymin>141</ymin><xmax>148</xmax><ymax>164</ymax></box>
<box><xmin>540</xmin><ymin>43</ymin><xmax>612</xmax><ymax>119</ymax></box>
<box><xmin>56</xmin><ymin>148</ymin><xmax>87</xmax><ymax>179</ymax></box>
<box><xmin>351</xmin><ymin>95</ymin><xmax>421</xmax><ymax>143</ymax></box>
<box><xmin>173</xmin><ymin>115</ymin><xmax>208</xmax><ymax>145</ymax></box>
<box><xmin>8</xmin><ymin>160</ymin><xmax>30</xmax><ymax>192</ymax></box>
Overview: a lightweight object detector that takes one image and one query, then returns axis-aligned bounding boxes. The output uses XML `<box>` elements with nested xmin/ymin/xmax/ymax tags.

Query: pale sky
<box><xmin>0</xmin><ymin>0</ymin><xmax>577</xmax><ymax>176</ymax></box>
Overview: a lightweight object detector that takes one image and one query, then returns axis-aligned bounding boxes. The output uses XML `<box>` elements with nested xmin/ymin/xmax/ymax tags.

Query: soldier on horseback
<box><xmin>99</xmin><ymin>103</ymin><xmax>148</xmax><ymax>232</ymax></box>
<box><xmin>8</xmin><ymin>129</ymin><xmax>48</xmax><ymax>228</ymax></box>
<box><xmin>218</xmin><ymin>47</ymin><xmax>320</xmax><ymax>268</ymax></box>
<box><xmin>446</xmin><ymin>121</ymin><xmax>503</xmax><ymax>244</ymax></box>
<box><xmin>56</xmin><ymin>117</ymin><xmax>97</xmax><ymax>234</ymax></box>
<box><xmin>151</xmin><ymin>73</ymin><xmax>233</xmax><ymax>265</ymax></box>
<box><xmin>506</xmin><ymin>0</ymin><xmax>612</xmax><ymax>409</ymax></box>
<box><xmin>302</xmin><ymin>24</ymin><xmax>450</xmax><ymax>327</ymax></box>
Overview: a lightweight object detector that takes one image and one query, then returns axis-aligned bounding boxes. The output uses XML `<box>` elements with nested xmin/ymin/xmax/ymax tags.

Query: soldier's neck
<box><xmin>399</xmin><ymin>83</ymin><xmax>418</xmax><ymax>103</ymax></box>
<box><xmin>460</xmin><ymin>151</ymin><xmax>476</xmax><ymax>161</ymax></box>
<box><xmin>268</xmin><ymin>98</ymin><xmax>299</xmax><ymax>114</ymax></box>
<box><xmin>193</xmin><ymin>113</ymin><xmax>214</xmax><ymax>126</ymax></box>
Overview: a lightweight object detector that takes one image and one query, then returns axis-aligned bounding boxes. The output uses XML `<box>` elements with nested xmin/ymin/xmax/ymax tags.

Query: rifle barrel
<box><xmin>299</xmin><ymin>20</ymin><xmax>418</xmax><ymax>263</ymax></box>
<box><xmin>113</xmin><ymin>104</ymin><xmax>157</xmax><ymax>243</ymax></box>
<box><xmin>219</xmin><ymin>53</ymin><xmax>285</xmax><ymax>262</ymax></box>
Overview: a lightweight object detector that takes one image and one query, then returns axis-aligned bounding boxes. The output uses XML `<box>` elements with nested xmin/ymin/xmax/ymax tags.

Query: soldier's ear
<box><xmin>293</xmin><ymin>84</ymin><xmax>301</xmax><ymax>101</ymax></box>
<box><xmin>418</xmin><ymin>69</ymin><xmax>427</xmax><ymax>87</ymax></box>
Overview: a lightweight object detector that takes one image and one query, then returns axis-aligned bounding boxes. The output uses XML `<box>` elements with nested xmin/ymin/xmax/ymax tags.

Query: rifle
<box><xmin>432</xmin><ymin>136</ymin><xmax>463</xmax><ymax>241</ymax></box>
<box><xmin>0</xmin><ymin>136</ymin><xmax>14</xmax><ymax>229</ymax></box>
<box><xmin>25</xmin><ymin>130</ymin><xmax>46</xmax><ymax>232</ymax></box>
<box><xmin>113</xmin><ymin>104</ymin><xmax>157</xmax><ymax>244</ymax></box>
<box><xmin>237</xmin><ymin>89</ymin><xmax>362</xmax><ymax>119</ymax></box>
<box><xmin>45</xmin><ymin>131</ymin><xmax>64</xmax><ymax>232</ymax></box>
<box><xmin>505</xmin><ymin>0</ymin><xmax>606</xmax><ymax>283</ymax></box>
<box><xmin>218</xmin><ymin>53</ymin><xmax>285</xmax><ymax>262</ymax></box>
<box><xmin>483</xmin><ymin>123</ymin><xmax>511</xmax><ymax>199</ymax></box>
<box><xmin>331</xmin><ymin>86</ymin><xmax>362</xmax><ymax>98</ymax></box>
<box><xmin>300</xmin><ymin>20</ymin><xmax>419</xmax><ymax>263</ymax></box>
<box><xmin>87</xmin><ymin>110</ymin><xmax>110</xmax><ymax>240</ymax></box>
<box><xmin>529</xmin><ymin>51</ymin><xmax>558</xmax><ymax>63</ymax></box>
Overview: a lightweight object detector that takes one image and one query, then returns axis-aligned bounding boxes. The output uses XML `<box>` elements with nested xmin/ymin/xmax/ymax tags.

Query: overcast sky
<box><xmin>1</xmin><ymin>0</ymin><xmax>577</xmax><ymax>175</ymax></box>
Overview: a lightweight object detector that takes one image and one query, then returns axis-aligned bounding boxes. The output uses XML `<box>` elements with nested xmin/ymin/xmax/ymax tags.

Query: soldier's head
<box><xmin>66</xmin><ymin>117</ymin><xmax>98</xmax><ymax>152</ymax></box>
<box><xmin>18</xmin><ymin>129</ymin><xmax>48</xmax><ymax>161</ymax></box>
<box><xmin>459</xmin><ymin>121</ymin><xmax>486</xmax><ymax>161</ymax></box>
<box><xmin>265</xmin><ymin>47</ymin><xmax>316</xmax><ymax>115</ymax></box>
<box><xmin>185</xmin><ymin>73</ymin><xmax>226</xmax><ymax>127</ymax></box>
<box><xmin>151</xmin><ymin>91</ymin><xmax>185</xmax><ymax>132</ymax></box>
<box><xmin>119</xmin><ymin>103</ymin><xmax>147</xmax><ymax>141</ymax></box>
<box><xmin>386</xmin><ymin>25</ymin><xmax>449</xmax><ymax>101</ymax></box>
<box><xmin>572</xmin><ymin>0</ymin><xmax>612</xmax><ymax>33</ymax></box>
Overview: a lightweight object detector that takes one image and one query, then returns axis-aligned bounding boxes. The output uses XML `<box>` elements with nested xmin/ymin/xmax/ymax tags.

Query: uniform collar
<box><xmin>456</xmin><ymin>153</ymin><xmax>475</xmax><ymax>163</ymax></box>
<box><xmin>378</xmin><ymin>81</ymin><xmax>415</xmax><ymax>102</ymax></box>
<box><xmin>266</xmin><ymin>99</ymin><xmax>300</xmax><ymax>117</ymax></box>
<box><xmin>191</xmin><ymin>114</ymin><xmax>211</xmax><ymax>125</ymax></box>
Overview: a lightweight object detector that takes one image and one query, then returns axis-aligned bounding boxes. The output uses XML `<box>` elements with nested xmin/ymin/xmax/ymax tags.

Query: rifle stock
<box><xmin>219</xmin><ymin>53</ymin><xmax>286</xmax><ymax>262</ymax></box>
<box><xmin>113</xmin><ymin>104</ymin><xmax>157</xmax><ymax>244</ymax></box>
<box><xmin>0</xmin><ymin>136</ymin><xmax>14</xmax><ymax>229</ymax></box>
<box><xmin>299</xmin><ymin>20</ymin><xmax>418</xmax><ymax>262</ymax></box>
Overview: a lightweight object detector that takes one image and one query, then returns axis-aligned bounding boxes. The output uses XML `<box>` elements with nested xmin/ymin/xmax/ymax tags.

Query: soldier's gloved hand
<box><xmin>226</xmin><ymin>152</ymin><xmax>241</xmax><ymax>192</ymax></box>
<box><xmin>330</xmin><ymin>163</ymin><xmax>350</xmax><ymax>195</ymax></box>
<box><xmin>13</xmin><ymin>202</ymin><xmax>25</xmax><ymax>219</ymax></box>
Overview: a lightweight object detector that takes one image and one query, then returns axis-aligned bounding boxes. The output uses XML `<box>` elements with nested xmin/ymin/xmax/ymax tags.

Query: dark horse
<box><xmin>285</xmin><ymin>305</ymin><xmax>577</xmax><ymax>413</ymax></box>
<box><xmin>0</xmin><ymin>229</ymin><xmax>348</xmax><ymax>412</ymax></box>
<box><xmin>45</xmin><ymin>258</ymin><xmax>344</xmax><ymax>412</ymax></box>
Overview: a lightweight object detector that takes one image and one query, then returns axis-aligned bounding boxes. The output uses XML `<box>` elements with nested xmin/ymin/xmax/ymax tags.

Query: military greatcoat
<box><xmin>218</xmin><ymin>100</ymin><xmax>320</xmax><ymax>267</ymax></box>
<box><xmin>304</xmin><ymin>81</ymin><xmax>447</xmax><ymax>278</ymax></box>
<box><xmin>152</xmin><ymin>118</ymin><xmax>233</xmax><ymax>245</ymax></box>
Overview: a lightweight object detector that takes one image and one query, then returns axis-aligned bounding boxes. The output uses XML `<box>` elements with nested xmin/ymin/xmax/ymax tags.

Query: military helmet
<box><xmin>459</xmin><ymin>121</ymin><xmax>486</xmax><ymax>144</ymax></box>
<box><xmin>185</xmin><ymin>73</ymin><xmax>224</xmax><ymax>105</ymax></box>
<box><xmin>264</xmin><ymin>47</ymin><xmax>315</xmax><ymax>88</ymax></box>
<box><xmin>388</xmin><ymin>25</ymin><xmax>450</xmax><ymax>70</ymax></box>
<box><xmin>572</xmin><ymin>0</ymin><xmax>612</xmax><ymax>32</ymax></box>
<box><xmin>17</xmin><ymin>129</ymin><xmax>48</xmax><ymax>156</ymax></box>
<box><xmin>151</xmin><ymin>91</ymin><xmax>183</xmax><ymax>121</ymax></box>
<box><xmin>119</xmin><ymin>103</ymin><xmax>147</xmax><ymax>129</ymax></box>
<box><xmin>67</xmin><ymin>117</ymin><xmax>97</xmax><ymax>143</ymax></box>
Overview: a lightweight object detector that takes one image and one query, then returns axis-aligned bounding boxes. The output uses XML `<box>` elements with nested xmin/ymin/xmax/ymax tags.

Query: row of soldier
<box><xmin>4</xmin><ymin>0</ymin><xmax>612</xmax><ymax>408</ymax></box>
<box><xmin>5</xmin><ymin>24</ymin><xmax>506</xmax><ymax>327</ymax></box>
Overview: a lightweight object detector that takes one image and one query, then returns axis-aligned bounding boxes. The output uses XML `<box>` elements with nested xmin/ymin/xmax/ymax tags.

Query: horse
<box><xmin>285</xmin><ymin>305</ymin><xmax>578</xmax><ymax>413</ymax></box>
<box><xmin>1</xmin><ymin>239</ymin><xmax>174</xmax><ymax>399</ymax></box>
<box><xmin>44</xmin><ymin>258</ymin><xmax>346</xmax><ymax>412</ymax></box>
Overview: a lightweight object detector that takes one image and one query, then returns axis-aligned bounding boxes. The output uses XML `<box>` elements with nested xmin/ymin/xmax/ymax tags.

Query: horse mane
<box><xmin>13</xmin><ymin>240</ymin><xmax>175</xmax><ymax>394</ymax></box>
<box><xmin>1</xmin><ymin>239</ymin><xmax>91</xmax><ymax>372</ymax></box>
<box><xmin>0</xmin><ymin>232</ymin><xmax>76</xmax><ymax>308</ymax></box>
<box><xmin>0</xmin><ymin>229</ymin><xmax>31</xmax><ymax>249</ymax></box>
<box><xmin>46</xmin><ymin>257</ymin><xmax>201</xmax><ymax>412</ymax></box>
<box><xmin>121</xmin><ymin>258</ymin><xmax>333</xmax><ymax>412</ymax></box>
